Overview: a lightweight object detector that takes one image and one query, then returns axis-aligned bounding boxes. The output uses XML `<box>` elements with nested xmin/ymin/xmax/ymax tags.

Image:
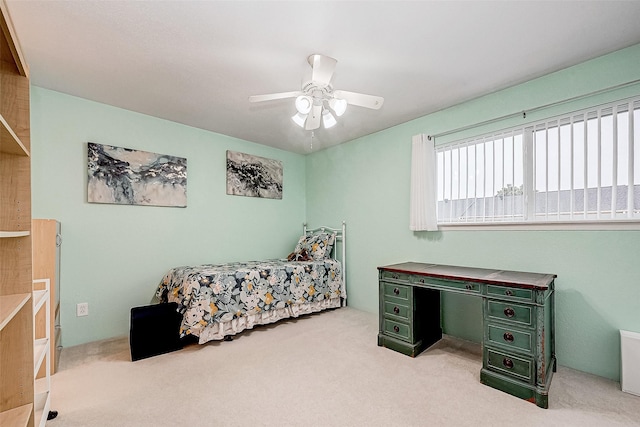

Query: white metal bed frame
<box><xmin>155</xmin><ymin>222</ymin><xmax>348</xmax><ymax>344</ymax></box>
<box><xmin>303</xmin><ymin>221</ymin><xmax>347</xmax><ymax>306</ymax></box>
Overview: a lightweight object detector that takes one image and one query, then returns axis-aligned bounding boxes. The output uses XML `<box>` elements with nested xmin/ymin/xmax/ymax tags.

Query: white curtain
<box><xmin>410</xmin><ymin>134</ymin><xmax>438</xmax><ymax>231</ymax></box>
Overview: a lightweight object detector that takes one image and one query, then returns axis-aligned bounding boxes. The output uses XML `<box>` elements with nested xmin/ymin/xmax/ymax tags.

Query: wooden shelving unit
<box><xmin>0</xmin><ymin>0</ymin><xmax>34</xmax><ymax>426</ymax></box>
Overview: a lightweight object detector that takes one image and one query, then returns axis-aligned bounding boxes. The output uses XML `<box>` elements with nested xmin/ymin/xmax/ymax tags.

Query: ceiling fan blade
<box><xmin>333</xmin><ymin>90</ymin><xmax>384</xmax><ymax>110</ymax></box>
<box><xmin>309</xmin><ymin>54</ymin><xmax>337</xmax><ymax>86</ymax></box>
<box><xmin>305</xmin><ymin>104</ymin><xmax>322</xmax><ymax>130</ymax></box>
<box><xmin>248</xmin><ymin>91</ymin><xmax>302</xmax><ymax>103</ymax></box>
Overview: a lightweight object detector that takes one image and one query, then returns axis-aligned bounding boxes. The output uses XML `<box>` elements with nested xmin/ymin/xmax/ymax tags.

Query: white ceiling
<box><xmin>6</xmin><ymin>1</ymin><xmax>640</xmax><ymax>154</ymax></box>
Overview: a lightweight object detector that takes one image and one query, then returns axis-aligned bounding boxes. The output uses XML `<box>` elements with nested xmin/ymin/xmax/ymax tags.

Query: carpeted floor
<box><xmin>49</xmin><ymin>307</ymin><xmax>640</xmax><ymax>426</ymax></box>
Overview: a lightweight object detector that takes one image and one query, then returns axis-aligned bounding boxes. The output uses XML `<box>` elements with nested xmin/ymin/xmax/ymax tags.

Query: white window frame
<box><xmin>435</xmin><ymin>96</ymin><xmax>640</xmax><ymax>230</ymax></box>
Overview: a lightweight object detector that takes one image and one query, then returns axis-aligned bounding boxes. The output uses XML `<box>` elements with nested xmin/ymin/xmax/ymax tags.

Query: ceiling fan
<box><xmin>248</xmin><ymin>54</ymin><xmax>384</xmax><ymax>131</ymax></box>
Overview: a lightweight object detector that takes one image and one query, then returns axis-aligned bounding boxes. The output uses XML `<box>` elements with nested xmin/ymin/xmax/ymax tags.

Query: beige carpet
<box><xmin>49</xmin><ymin>307</ymin><xmax>640</xmax><ymax>426</ymax></box>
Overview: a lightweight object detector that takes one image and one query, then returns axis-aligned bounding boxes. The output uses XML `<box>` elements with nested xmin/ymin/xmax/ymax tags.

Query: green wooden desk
<box><xmin>377</xmin><ymin>262</ymin><xmax>556</xmax><ymax>408</ymax></box>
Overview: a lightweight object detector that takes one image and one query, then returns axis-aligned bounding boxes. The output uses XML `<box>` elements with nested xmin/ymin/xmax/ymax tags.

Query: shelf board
<box><xmin>34</xmin><ymin>337</ymin><xmax>49</xmax><ymax>375</ymax></box>
<box><xmin>0</xmin><ymin>0</ymin><xmax>29</xmax><ymax>77</ymax></box>
<box><xmin>0</xmin><ymin>403</ymin><xmax>33</xmax><ymax>427</ymax></box>
<box><xmin>0</xmin><ymin>293</ymin><xmax>30</xmax><ymax>331</ymax></box>
<box><xmin>34</xmin><ymin>376</ymin><xmax>50</xmax><ymax>396</ymax></box>
<box><xmin>34</xmin><ymin>390</ymin><xmax>50</xmax><ymax>427</ymax></box>
<box><xmin>32</xmin><ymin>290</ymin><xmax>47</xmax><ymax>313</ymax></box>
<box><xmin>0</xmin><ymin>231</ymin><xmax>30</xmax><ymax>238</ymax></box>
<box><xmin>0</xmin><ymin>113</ymin><xmax>29</xmax><ymax>156</ymax></box>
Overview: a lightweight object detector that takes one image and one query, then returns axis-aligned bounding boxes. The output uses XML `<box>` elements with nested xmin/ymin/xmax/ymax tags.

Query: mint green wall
<box><xmin>30</xmin><ymin>43</ymin><xmax>640</xmax><ymax>380</ymax></box>
<box><xmin>31</xmin><ymin>87</ymin><xmax>307</xmax><ymax>347</ymax></box>
<box><xmin>306</xmin><ymin>44</ymin><xmax>640</xmax><ymax>381</ymax></box>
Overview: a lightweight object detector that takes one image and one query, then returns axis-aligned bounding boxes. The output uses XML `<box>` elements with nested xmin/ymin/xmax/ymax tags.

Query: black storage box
<box><xmin>130</xmin><ymin>302</ymin><xmax>183</xmax><ymax>361</ymax></box>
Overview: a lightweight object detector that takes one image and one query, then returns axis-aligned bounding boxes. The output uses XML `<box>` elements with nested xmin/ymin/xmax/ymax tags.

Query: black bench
<box><xmin>129</xmin><ymin>302</ymin><xmax>184</xmax><ymax>361</ymax></box>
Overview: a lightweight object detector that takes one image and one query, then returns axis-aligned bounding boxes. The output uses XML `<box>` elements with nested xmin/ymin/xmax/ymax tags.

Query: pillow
<box><xmin>293</xmin><ymin>235</ymin><xmax>307</xmax><ymax>254</ymax></box>
<box><xmin>292</xmin><ymin>231</ymin><xmax>335</xmax><ymax>260</ymax></box>
<box><xmin>287</xmin><ymin>248</ymin><xmax>311</xmax><ymax>261</ymax></box>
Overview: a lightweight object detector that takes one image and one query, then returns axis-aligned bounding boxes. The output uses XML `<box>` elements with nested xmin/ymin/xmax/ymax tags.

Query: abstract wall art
<box><xmin>87</xmin><ymin>142</ymin><xmax>187</xmax><ymax>207</ymax></box>
<box><xmin>226</xmin><ymin>150</ymin><xmax>283</xmax><ymax>199</ymax></box>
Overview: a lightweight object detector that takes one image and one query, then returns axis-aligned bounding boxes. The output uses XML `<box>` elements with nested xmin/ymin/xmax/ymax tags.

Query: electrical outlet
<box><xmin>76</xmin><ymin>302</ymin><xmax>89</xmax><ymax>317</ymax></box>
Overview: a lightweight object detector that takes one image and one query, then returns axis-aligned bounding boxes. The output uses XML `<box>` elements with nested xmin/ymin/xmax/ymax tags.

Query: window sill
<box><xmin>436</xmin><ymin>220</ymin><xmax>640</xmax><ymax>231</ymax></box>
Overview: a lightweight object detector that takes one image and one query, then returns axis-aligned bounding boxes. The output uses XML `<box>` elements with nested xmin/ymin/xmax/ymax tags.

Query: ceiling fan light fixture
<box><xmin>295</xmin><ymin>95</ymin><xmax>313</xmax><ymax>114</ymax></box>
<box><xmin>292</xmin><ymin>112</ymin><xmax>307</xmax><ymax>128</ymax></box>
<box><xmin>329</xmin><ymin>98</ymin><xmax>347</xmax><ymax>117</ymax></box>
<box><xmin>322</xmin><ymin>110</ymin><xmax>337</xmax><ymax>129</ymax></box>
<box><xmin>248</xmin><ymin>54</ymin><xmax>384</xmax><ymax>134</ymax></box>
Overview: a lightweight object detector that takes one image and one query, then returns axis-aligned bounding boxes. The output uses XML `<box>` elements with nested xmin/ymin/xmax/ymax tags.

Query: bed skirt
<box><xmin>195</xmin><ymin>297</ymin><xmax>341</xmax><ymax>344</ymax></box>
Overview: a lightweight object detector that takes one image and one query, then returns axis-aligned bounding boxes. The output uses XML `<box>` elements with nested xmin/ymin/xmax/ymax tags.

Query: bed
<box><xmin>155</xmin><ymin>223</ymin><xmax>346</xmax><ymax>344</ymax></box>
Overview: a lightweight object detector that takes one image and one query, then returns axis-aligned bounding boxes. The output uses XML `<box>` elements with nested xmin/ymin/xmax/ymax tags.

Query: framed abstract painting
<box><xmin>87</xmin><ymin>142</ymin><xmax>187</xmax><ymax>207</ymax></box>
<box><xmin>226</xmin><ymin>150</ymin><xmax>283</xmax><ymax>199</ymax></box>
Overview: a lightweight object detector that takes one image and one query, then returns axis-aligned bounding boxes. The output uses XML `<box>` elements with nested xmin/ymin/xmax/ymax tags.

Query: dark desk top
<box><xmin>378</xmin><ymin>262</ymin><xmax>556</xmax><ymax>290</ymax></box>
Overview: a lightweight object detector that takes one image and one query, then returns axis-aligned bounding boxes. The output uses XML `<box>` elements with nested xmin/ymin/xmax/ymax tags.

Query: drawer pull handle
<box><xmin>393</xmin><ymin>306</ymin><xmax>400</xmax><ymax>314</ymax></box>
<box><xmin>503</xmin><ymin>307</ymin><xmax>515</xmax><ymax>318</ymax></box>
<box><xmin>419</xmin><ymin>278</ymin><xmax>425</xmax><ymax>283</ymax></box>
<box><xmin>393</xmin><ymin>287</ymin><xmax>400</xmax><ymax>295</ymax></box>
<box><xmin>505</xmin><ymin>290</ymin><xmax>514</xmax><ymax>296</ymax></box>
<box><xmin>503</xmin><ymin>332</ymin><xmax>514</xmax><ymax>343</ymax></box>
<box><xmin>465</xmin><ymin>284</ymin><xmax>473</xmax><ymax>290</ymax></box>
<box><xmin>393</xmin><ymin>325</ymin><xmax>400</xmax><ymax>333</ymax></box>
<box><xmin>392</xmin><ymin>274</ymin><xmax>399</xmax><ymax>280</ymax></box>
<box><xmin>502</xmin><ymin>358</ymin><xmax>514</xmax><ymax>369</ymax></box>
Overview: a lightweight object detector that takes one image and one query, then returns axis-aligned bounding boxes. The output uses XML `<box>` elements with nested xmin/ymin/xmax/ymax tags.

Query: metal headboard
<box><xmin>303</xmin><ymin>221</ymin><xmax>346</xmax><ymax>306</ymax></box>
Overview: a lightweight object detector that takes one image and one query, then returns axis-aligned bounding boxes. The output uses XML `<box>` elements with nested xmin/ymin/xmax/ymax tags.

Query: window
<box><xmin>436</xmin><ymin>97</ymin><xmax>640</xmax><ymax>224</ymax></box>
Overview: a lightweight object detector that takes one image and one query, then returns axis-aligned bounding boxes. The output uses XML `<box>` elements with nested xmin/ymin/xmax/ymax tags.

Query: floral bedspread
<box><xmin>155</xmin><ymin>259</ymin><xmax>343</xmax><ymax>337</ymax></box>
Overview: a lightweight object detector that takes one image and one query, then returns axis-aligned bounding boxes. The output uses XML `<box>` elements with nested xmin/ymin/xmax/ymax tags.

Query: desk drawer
<box><xmin>411</xmin><ymin>275</ymin><xmax>480</xmax><ymax>294</ymax></box>
<box><xmin>382</xmin><ymin>282</ymin><xmax>410</xmax><ymax>301</ymax></box>
<box><xmin>382</xmin><ymin>318</ymin><xmax>411</xmax><ymax>342</ymax></box>
<box><xmin>487</xmin><ymin>324</ymin><xmax>533</xmax><ymax>354</ymax></box>
<box><xmin>486</xmin><ymin>348</ymin><xmax>533</xmax><ymax>382</ymax></box>
<box><xmin>487</xmin><ymin>300</ymin><xmax>533</xmax><ymax>327</ymax></box>
<box><xmin>380</xmin><ymin>270</ymin><xmax>411</xmax><ymax>283</ymax></box>
<box><xmin>384</xmin><ymin>300</ymin><xmax>410</xmax><ymax>321</ymax></box>
<box><xmin>487</xmin><ymin>285</ymin><xmax>533</xmax><ymax>302</ymax></box>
